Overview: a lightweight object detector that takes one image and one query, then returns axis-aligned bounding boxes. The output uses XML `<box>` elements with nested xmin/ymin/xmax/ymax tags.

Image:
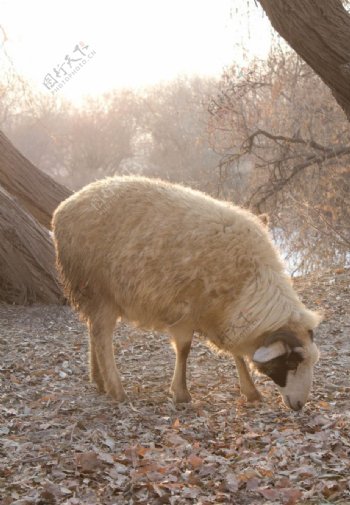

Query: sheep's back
<box><xmin>52</xmin><ymin>176</ymin><xmax>281</xmax><ymax>329</ymax></box>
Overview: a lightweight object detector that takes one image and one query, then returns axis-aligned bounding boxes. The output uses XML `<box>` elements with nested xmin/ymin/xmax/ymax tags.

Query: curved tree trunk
<box><xmin>0</xmin><ymin>130</ymin><xmax>72</xmax><ymax>304</ymax></box>
<box><xmin>258</xmin><ymin>0</ymin><xmax>350</xmax><ymax>121</ymax></box>
<box><xmin>0</xmin><ymin>130</ymin><xmax>71</xmax><ymax>228</ymax></box>
<box><xmin>0</xmin><ymin>185</ymin><xmax>63</xmax><ymax>304</ymax></box>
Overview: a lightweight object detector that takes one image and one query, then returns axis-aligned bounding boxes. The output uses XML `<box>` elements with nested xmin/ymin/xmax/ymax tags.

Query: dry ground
<box><xmin>1</xmin><ymin>269</ymin><xmax>350</xmax><ymax>504</ymax></box>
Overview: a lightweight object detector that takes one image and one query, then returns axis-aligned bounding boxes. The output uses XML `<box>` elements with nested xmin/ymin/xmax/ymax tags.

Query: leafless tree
<box><xmin>257</xmin><ymin>0</ymin><xmax>350</xmax><ymax>121</ymax></box>
<box><xmin>209</xmin><ymin>47</ymin><xmax>350</xmax><ymax>272</ymax></box>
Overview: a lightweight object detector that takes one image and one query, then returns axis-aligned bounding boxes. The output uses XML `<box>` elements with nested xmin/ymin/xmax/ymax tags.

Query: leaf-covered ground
<box><xmin>1</xmin><ymin>269</ymin><xmax>350</xmax><ymax>504</ymax></box>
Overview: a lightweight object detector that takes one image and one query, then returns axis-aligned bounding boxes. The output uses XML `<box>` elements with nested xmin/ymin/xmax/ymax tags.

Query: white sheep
<box><xmin>52</xmin><ymin>176</ymin><xmax>321</xmax><ymax>410</ymax></box>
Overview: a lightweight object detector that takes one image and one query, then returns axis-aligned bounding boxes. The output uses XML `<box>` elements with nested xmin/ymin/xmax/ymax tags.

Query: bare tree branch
<box><xmin>247</xmin><ymin>144</ymin><xmax>350</xmax><ymax>211</ymax></box>
<box><xmin>243</xmin><ymin>129</ymin><xmax>333</xmax><ymax>153</ymax></box>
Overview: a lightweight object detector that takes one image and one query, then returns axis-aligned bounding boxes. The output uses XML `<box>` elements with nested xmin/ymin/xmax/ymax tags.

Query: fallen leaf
<box><xmin>245</xmin><ymin>477</ymin><xmax>260</xmax><ymax>491</ymax></box>
<box><xmin>258</xmin><ymin>487</ymin><xmax>280</xmax><ymax>500</ymax></box>
<box><xmin>172</xmin><ymin>418</ymin><xmax>180</xmax><ymax>429</ymax></box>
<box><xmin>318</xmin><ymin>400</ymin><xmax>331</xmax><ymax>410</ymax></box>
<box><xmin>281</xmin><ymin>488</ymin><xmax>302</xmax><ymax>505</ymax></box>
<box><xmin>187</xmin><ymin>454</ymin><xmax>203</xmax><ymax>469</ymax></box>
<box><xmin>166</xmin><ymin>433</ymin><xmax>188</xmax><ymax>447</ymax></box>
<box><xmin>137</xmin><ymin>445</ymin><xmax>150</xmax><ymax>457</ymax></box>
<box><xmin>224</xmin><ymin>472</ymin><xmax>239</xmax><ymax>493</ymax></box>
<box><xmin>75</xmin><ymin>452</ymin><xmax>101</xmax><ymax>472</ymax></box>
<box><xmin>98</xmin><ymin>452</ymin><xmax>114</xmax><ymax>464</ymax></box>
<box><xmin>239</xmin><ymin>469</ymin><xmax>260</xmax><ymax>481</ymax></box>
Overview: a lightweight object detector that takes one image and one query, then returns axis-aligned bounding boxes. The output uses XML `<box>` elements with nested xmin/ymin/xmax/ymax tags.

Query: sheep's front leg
<box><xmin>89</xmin><ymin>336</ymin><xmax>105</xmax><ymax>393</ymax></box>
<box><xmin>88</xmin><ymin>306</ymin><xmax>127</xmax><ymax>402</ymax></box>
<box><xmin>170</xmin><ymin>330</ymin><xmax>193</xmax><ymax>403</ymax></box>
<box><xmin>234</xmin><ymin>356</ymin><xmax>262</xmax><ymax>402</ymax></box>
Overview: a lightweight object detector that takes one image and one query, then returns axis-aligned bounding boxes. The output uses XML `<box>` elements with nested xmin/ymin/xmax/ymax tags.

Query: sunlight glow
<box><xmin>0</xmin><ymin>0</ymin><xmax>272</xmax><ymax>102</ymax></box>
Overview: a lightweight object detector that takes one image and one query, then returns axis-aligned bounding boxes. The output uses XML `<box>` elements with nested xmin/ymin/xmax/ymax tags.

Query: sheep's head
<box><xmin>252</xmin><ymin>327</ymin><xmax>320</xmax><ymax>411</ymax></box>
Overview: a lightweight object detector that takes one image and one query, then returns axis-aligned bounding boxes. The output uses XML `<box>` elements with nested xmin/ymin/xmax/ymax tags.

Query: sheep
<box><xmin>52</xmin><ymin>176</ymin><xmax>321</xmax><ymax>411</ymax></box>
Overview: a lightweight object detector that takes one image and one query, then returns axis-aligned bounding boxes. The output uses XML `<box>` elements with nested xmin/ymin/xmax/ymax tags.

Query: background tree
<box><xmin>0</xmin><ymin>185</ymin><xmax>63</xmax><ymax>304</ymax></box>
<box><xmin>209</xmin><ymin>47</ymin><xmax>350</xmax><ymax>273</ymax></box>
<box><xmin>0</xmin><ymin>131</ymin><xmax>71</xmax><ymax>228</ymax></box>
<box><xmin>138</xmin><ymin>77</ymin><xmax>220</xmax><ymax>192</ymax></box>
<box><xmin>257</xmin><ymin>0</ymin><xmax>350</xmax><ymax>120</ymax></box>
<box><xmin>0</xmin><ymin>130</ymin><xmax>71</xmax><ymax>303</ymax></box>
<box><xmin>5</xmin><ymin>90</ymin><xmax>140</xmax><ymax>190</ymax></box>
<box><xmin>4</xmin><ymin>78</ymin><xmax>221</xmax><ymax>193</ymax></box>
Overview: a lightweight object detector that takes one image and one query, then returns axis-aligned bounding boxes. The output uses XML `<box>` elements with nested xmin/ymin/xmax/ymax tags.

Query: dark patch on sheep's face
<box><xmin>254</xmin><ymin>350</ymin><xmax>303</xmax><ymax>387</ymax></box>
<box><xmin>253</xmin><ymin>327</ymin><xmax>320</xmax><ymax>410</ymax></box>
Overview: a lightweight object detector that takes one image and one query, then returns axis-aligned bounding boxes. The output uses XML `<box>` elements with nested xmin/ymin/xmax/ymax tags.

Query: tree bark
<box><xmin>0</xmin><ymin>130</ymin><xmax>71</xmax><ymax>228</ymax></box>
<box><xmin>0</xmin><ymin>185</ymin><xmax>64</xmax><ymax>304</ymax></box>
<box><xmin>257</xmin><ymin>0</ymin><xmax>350</xmax><ymax>121</ymax></box>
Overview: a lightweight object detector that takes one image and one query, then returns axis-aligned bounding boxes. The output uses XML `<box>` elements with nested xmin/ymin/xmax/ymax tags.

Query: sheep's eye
<box><xmin>287</xmin><ymin>351</ymin><xmax>303</xmax><ymax>370</ymax></box>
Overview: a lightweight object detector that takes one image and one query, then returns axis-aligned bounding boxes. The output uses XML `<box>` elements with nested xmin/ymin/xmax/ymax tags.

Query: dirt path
<box><xmin>1</xmin><ymin>269</ymin><xmax>349</xmax><ymax>504</ymax></box>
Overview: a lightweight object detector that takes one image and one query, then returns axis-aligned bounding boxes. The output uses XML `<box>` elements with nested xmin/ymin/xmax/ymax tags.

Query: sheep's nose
<box><xmin>291</xmin><ymin>400</ymin><xmax>303</xmax><ymax>411</ymax></box>
<box><xmin>286</xmin><ymin>396</ymin><xmax>303</xmax><ymax>411</ymax></box>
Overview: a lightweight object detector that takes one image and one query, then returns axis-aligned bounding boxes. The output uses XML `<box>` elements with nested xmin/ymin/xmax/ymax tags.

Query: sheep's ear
<box><xmin>253</xmin><ymin>341</ymin><xmax>286</xmax><ymax>363</ymax></box>
<box><xmin>258</xmin><ymin>213</ymin><xmax>269</xmax><ymax>228</ymax></box>
<box><xmin>264</xmin><ymin>329</ymin><xmax>301</xmax><ymax>348</ymax></box>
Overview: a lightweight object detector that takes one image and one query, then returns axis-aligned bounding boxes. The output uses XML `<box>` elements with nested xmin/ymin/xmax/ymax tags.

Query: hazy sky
<box><xmin>0</xmin><ymin>0</ymin><xmax>272</xmax><ymax>103</ymax></box>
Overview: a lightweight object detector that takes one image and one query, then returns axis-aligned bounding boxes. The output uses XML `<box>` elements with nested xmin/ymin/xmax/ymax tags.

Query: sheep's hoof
<box><xmin>108</xmin><ymin>389</ymin><xmax>128</xmax><ymax>403</ymax></box>
<box><xmin>90</xmin><ymin>375</ymin><xmax>106</xmax><ymax>393</ymax></box>
<box><xmin>171</xmin><ymin>389</ymin><xmax>192</xmax><ymax>404</ymax></box>
<box><xmin>244</xmin><ymin>390</ymin><xmax>262</xmax><ymax>403</ymax></box>
<box><xmin>95</xmin><ymin>382</ymin><xmax>106</xmax><ymax>394</ymax></box>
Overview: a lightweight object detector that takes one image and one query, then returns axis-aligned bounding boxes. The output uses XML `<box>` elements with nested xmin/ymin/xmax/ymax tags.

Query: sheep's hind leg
<box><xmin>234</xmin><ymin>356</ymin><xmax>262</xmax><ymax>402</ymax></box>
<box><xmin>88</xmin><ymin>305</ymin><xmax>127</xmax><ymax>402</ymax></box>
<box><xmin>88</xmin><ymin>335</ymin><xmax>105</xmax><ymax>393</ymax></box>
<box><xmin>170</xmin><ymin>328</ymin><xmax>193</xmax><ymax>403</ymax></box>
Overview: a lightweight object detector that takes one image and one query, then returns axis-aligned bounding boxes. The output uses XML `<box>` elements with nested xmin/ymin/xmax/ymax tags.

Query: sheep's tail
<box><xmin>52</xmin><ymin>209</ymin><xmax>97</xmax><ymax>321</ymax></box>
